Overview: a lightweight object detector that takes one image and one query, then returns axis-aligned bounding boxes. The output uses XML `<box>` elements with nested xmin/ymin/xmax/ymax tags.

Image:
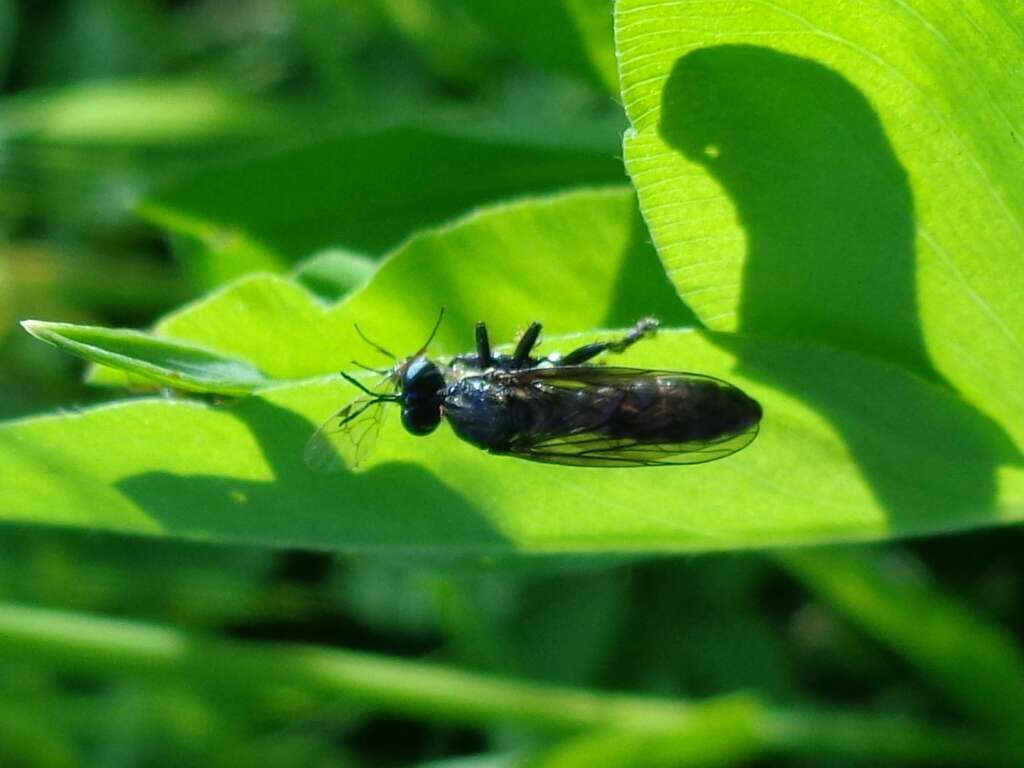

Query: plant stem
<box><xmin>1</xmin><ymin>601</ymin><xmax>1020</xmax><ymax>766</ymax></box>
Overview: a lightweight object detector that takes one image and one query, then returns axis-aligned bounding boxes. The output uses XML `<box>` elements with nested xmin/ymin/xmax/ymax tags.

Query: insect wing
<box><xmin>501</xmin><ymin>366</ymin><xmax>761</xmax><ymax>467</ymax></box>
<box><xmin>304</xmin><ymin>396</ymin><xmax>389</xmax><ymax>472</ymax></box>
<box><xmin>509</xmin><ymin>426</ymin><xmax>760</xmax><ymax>467</ymax></box>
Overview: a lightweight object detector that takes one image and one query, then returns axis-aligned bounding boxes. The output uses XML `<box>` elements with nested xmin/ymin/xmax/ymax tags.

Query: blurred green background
<box><xmin>2</xmin><ymin>2</ymin><xmax>1024</xmax><ymax>767</ymax></box>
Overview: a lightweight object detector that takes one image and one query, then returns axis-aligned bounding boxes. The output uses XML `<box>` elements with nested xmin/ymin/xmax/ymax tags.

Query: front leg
<box><xmin>474</xmin><ymin>321</ymin><xmax>493</xmax><ymax>368</ymax></box>
<box><xmin>557</xmin><ymin>317</ymin><xmax>659</xmax><ymax>366</ymax></box>
<box><xmin>510</xmin><ymin>321</ymin><xmax>543</xmax><ymax>368</ymax></box>
<box><xmin>453</xmin><ymin>321</ymin><xmax>542</xmax><ymax>371</ymax></box>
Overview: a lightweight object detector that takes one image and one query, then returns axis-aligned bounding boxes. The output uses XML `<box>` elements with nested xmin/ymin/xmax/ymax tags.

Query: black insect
<box><xmin>305</xmin><ymin>314</ymin><xmax>762</xmax><ymax>470</ymax></box>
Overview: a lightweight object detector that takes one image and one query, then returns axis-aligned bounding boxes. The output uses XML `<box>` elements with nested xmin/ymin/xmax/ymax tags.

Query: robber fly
<box><xmin>305</xmin><ymin>313</ymin><xmax>762</xmax><ymax>470</ymax></box>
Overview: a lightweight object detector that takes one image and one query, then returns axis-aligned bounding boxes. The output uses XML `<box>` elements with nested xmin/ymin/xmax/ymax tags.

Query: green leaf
<box><xmin>460</xmin><ymin>0</ymin><xmax>619</xmax><ymax>94</ymax></box>
<box><xmin>139</xmin><ymin>188</ymin><xmax>694</xmax><ymax>375</ymax></box>
<box><xmin>292</xmin><ymin>249</ymin><xmax>375</xmax><ymax>303</ymax></box>
<box><xmin>7</xmin><ymin>333</ymin><xmax>1024</xmax><ymax>552</ymax></box>
<box><xmin>616</xmin><ymin>1</ymin><xmax>1024</xmax><ymax>535</ymax></box>
<box><xmin>21</xmin><ymin>320</ymin><xmax>271</xmax><ymax>396</ymax></box>
<box><xmin>617</xmin><ymin>1</ymin><xmax>1024</xmax><ymax>440</ymax></box>
<box><xmin>88</xmin><ymin>187</ymin><xmax>690</xmax><ymax>388</ymax></box>
<box><xmin>531</xmin><ymin>698</ymin><xmax>762</xmax><ymax>768</ymax></box>
<box><xmin>9</xmin><ymin>187</ymin><xmax>1024</xmax><ymax>553</ymax></box>
<box><xmin>142</xmin><ymin>124</ymin><xmax>628</xmax><ymax>284</ymax></box>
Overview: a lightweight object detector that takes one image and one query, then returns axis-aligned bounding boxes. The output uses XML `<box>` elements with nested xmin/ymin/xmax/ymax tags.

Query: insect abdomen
<box><xmin>443</xmin><ymin>373</ymin><xmax>761</xmax><ymax>455</ymax></box>
<box><xmin>603</xmin><ymin>378</ymin><xmax>761</xmax><ymax>442</ymax></box>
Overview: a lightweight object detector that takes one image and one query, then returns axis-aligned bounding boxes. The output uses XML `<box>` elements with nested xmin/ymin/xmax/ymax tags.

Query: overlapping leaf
<box><xmin>6</xmin><ymin>186</ymin><xmax>1024</xmax><ymax>553</ymax></box>
<box><xmin>617</xmin><ymin>0</ymin><xmax>1024</xmax><ymax>444</ymax></box>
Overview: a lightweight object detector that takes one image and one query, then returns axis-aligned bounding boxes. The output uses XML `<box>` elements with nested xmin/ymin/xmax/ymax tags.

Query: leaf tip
<box><xmin>20</xmin><ymin>319</ymin><xmax>53</xmax><ymax>342</ymax></box>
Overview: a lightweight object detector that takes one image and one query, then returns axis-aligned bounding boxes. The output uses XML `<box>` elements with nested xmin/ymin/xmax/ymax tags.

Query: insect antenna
<box><xmin>414</xmin><ymin>307</ymin><xmax>446</xmax><ymax>356</ymax></box>
<box><xmin>353</xmin><ymin>324</ymin><xmax>396</xmax><ymax>360</ymax></box>
<box><xmin>339</xmin><ymin>371</ymin><xmax>399</xmax><ymax>401</ymax></box>
<box><xmin>351</xmin><ymin>360</ymin><xmax>390</xmax><ymax>376</ymax></box>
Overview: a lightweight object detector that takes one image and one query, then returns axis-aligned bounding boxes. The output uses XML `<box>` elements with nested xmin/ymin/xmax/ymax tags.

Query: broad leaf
<box><xmin>141</xmin><ymin>188</ymin><xmax>692</xmax><ymax>377</ymax></box>
<box><xmin>8</xmin><ymin>188</ymin><xmax>1024</xmax><ymax>553</ymax></box>
<box><xmin>5</xmin><ymin>329</ymin><xmax>1024</xmax><ymax>552</ymax></box>
<box><xmin>88</xmin><ymin>187</ymin><xmax>690</xmax><ymax>386</ymax></box>
<box><xmin>292</xmin><ymin>249</ymin><xmax>375</xmax><ymax>303</ymax></box>
<box><xmin>142</xmin><ymin>125</ymin><xmax>628</xmax><ymax>285</ymax></box>
<box><xmin>460</xmin><ymin>1</ymin><xmax>619</xmax><ymax>94</ymax></box>
<box><xmin>617</xmin><ymin>1</ymin><xmax>1024</xmax><ymax>447</ymax></box>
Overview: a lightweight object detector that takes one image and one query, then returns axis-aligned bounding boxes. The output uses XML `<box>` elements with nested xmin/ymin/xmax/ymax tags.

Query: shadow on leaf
<box><xmin>118</xmin><ymin>397</ymin><xmax>510</xmax><ymax>553</ymax></box>
<box><xmin>657</xmin><ymin>45</ymin><xmax>1020</xmax><ymax>528</ymax></box>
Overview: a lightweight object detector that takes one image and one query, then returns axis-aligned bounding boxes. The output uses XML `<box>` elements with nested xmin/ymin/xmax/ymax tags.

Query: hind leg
<box><xmin>557</xmin><ymin>317</ymin><xmax>659</xmax><ymax>365</ymax></box>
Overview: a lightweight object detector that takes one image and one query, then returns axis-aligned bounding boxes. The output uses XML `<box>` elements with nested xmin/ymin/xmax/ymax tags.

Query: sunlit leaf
<box><xmin>10</xmin><ymin>187</ymin><xmax>1024</xmax><ymax>554</ymax></box>
<box><xmin>142</xmin><ymin>125</ymin><xmax>628</xmax><ymax>284</ymax></box>
<box><xmin>292</xmin><ymin>249</ymin><xmax>375</xmax><ymax>303</ymax></box>
<box><xmin>616</xmin><ymin>0</ymin><xmax>1024</xmax><ymax>447</ymax></box>
<box><xmin>22</xmin><ymin>320</ymin><xmax>270</xmax><ymax>396</ymax></box>
<box><xmin>531</xmin><ymin>697</ymin><xmax>761</xmax><ymax>768</ymax></box>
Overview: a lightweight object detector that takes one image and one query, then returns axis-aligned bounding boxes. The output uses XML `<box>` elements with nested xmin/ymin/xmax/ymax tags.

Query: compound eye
<box><xmin>399</xmin><ymin>356</ymin><xmax>445</xmax><ymax>436</ymax></box>
<box><xmin>402</xmin><ymin>357</ymin><xmax>436</xmax><ymax>389</ymax></box>
<box><xmin>402</xmin><ymin>404</ymin><xmax>440</xmax><ymax>435</ymax></box>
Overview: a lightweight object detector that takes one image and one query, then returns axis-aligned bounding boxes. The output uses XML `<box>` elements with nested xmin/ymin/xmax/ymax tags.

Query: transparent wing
<box><xmin>506</xmin><ymin>423</ymin><xmax>760</xmax><ymax>467</ymax></box>
<box><xmin>497</xmin><ymin>365</ymin><xmax>761</xmax><ymax>467</ymax></box>
<box><xmin>304</xmin><ymin>396</ymin><xmax>390</xmax><ymax>473</ymax></box>
<box><xmin>510</xmin><ymin>365</ymin><xmax>729</xmax><ymax>388</ymax></box>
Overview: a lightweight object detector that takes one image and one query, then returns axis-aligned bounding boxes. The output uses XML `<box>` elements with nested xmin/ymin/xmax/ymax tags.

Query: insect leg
<box><xmin>559</xmin><ymin>317</ymin><xmax>659</xmax><ymax>365</ymax></box>
<box><xmin>475</xmin><ymin>321</ymin><xmax>493</xmax><ymax>368</ymax></box>
<box><xmin>511</xmin><ymin>322</ymin><xmax>542</xmax><ymax>368</ymax></box>
<box><xmin>351</xmin><ymin>360</ymin><xmax>390</xmax><ymax>375</ymax></box>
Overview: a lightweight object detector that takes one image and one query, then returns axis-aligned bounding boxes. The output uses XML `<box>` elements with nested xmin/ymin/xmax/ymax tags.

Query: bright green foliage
<box><xmin>8</xmin><ymin>3</ymin><xmax>1024</xmax><ymax>556</ymax></box>
<box><xmin>147</xmin><ymin>188</ymin><xmax>690</xmax><ymax>375</ymax></box>
<box><xmin>7</xmin><ymin>185</ymin><xmax>1024</xmax><ymax>552</ymax></box>
<box><xmin>292</xmin><ymin>249</ymin><xmax>376</xmax><ymax>302</ymax></box>
<box><xmin>142</xmin><ymin>126</ymin><xmax>627</xmax><ymax>285</ymax></box>
<box><xmin>530</xmin><ymin>697</ymin><xmax>763</xmax><ymax>767</ymax></box>
<box><xmin>617</xmin><ymin>0</ymin><xmax>1024</xmax><ymax>447</ymax></box>
<box><xmin>6</xmin><ymin>324</ymin><xmax>1023</xmax><ymax>552</ymax></box>
<box><xmin>22</xmin><ymin>321</ymin><xmax>271</xmax><ymax>396</ymax></box>
<box><xmin>5</xmin><ymin>2</ymin><xmax>1024</xmax><ymax>766</ymax></box>
<box><xmin>461</xmin><ymin>0</ymin><xmax>620</xmax><ymax>94</ymax></box>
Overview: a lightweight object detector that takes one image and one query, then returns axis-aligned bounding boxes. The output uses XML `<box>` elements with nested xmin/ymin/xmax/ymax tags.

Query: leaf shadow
<box><xmin>657</xmin><ymin>44</ymin><xmax>1021</xmax><ymax>529</ymax></box>
<box><xmin>117</xmin><ymin>397</ymin><xmax>511</xmax><ymax>553</ymax></box>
